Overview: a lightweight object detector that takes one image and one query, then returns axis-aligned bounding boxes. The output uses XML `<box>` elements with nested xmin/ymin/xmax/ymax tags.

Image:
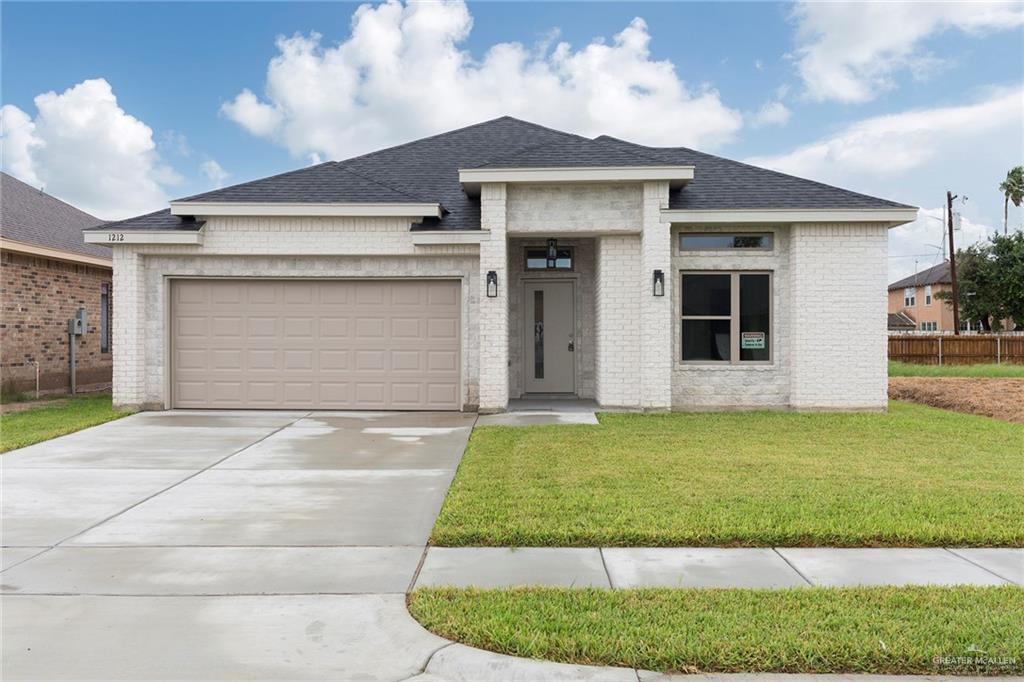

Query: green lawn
<box><xmin>433</xmin><ymin>401</ymin><xmax>1023</xmax><ymax>547</ymax></box>
<box><xmin>0</xmin><ymin>393</ymin><xmax>132</xmax><ymax>452</ymax></box>
<box><xmin>889</xmin><ymin>360</ymin><xmax>1024</xmax><ymax>377</ymax></box>
<box><xmin>410</xmin><ymin>586</ymin><xmax>1024</xmax><ymax>675</ymax></box>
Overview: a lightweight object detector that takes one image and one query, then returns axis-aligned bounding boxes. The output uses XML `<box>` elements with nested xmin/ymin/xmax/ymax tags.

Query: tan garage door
<box><xmin>171</xmin><ymin>279</ymin><xmax>461</xmax><ymax>410</ymax></box>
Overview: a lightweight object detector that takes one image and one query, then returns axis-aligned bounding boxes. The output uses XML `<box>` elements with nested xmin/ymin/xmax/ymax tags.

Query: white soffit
<box><xmin>169</xmin><ymin>201</ymin><xmax>443</xmax><ymax>219</ymax></box>
<box><xmin>661</xmin><ymin>208</ymin><xmax>919</xmax><ymax>228</ymax></box>
<box><xmin>459</xmin><ymin>166</ymin><xmax>695</xmax><ymax>195</ymax></box>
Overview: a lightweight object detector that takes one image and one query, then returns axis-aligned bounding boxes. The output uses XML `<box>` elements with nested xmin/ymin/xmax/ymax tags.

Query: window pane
<box><xmin>682</xmin><ymin>319</ymin><xmax>731</xmax><ymax>361</ymax></box>
<box><xmin>100</xmin><ymin>284</ymin><xmax>110</xmax><ymax>354</ymax></box>
<box><xmin>555</xmin><ymin>248</ymin><xmax>572</xmax><ymax>269</ymax></box>
<box><xmin>680</xmin><ymin>233</ymin><xmax>771</xmax><ymax>250</ymax></box>
<box><xmin>739</xmin><ymin>274</ymin><xmax>770</xmax><ymax>361</ymax></box>
<box><xmin>533</xmin><ymin>289</ymin><xmax>544</xmax><ymax>379</ymax></box>
<box><xmin>681</xmin><ymin>274</ymin><xmax>731</xmax><ymax>316</ymax></box>
<box><xmin>526</xmin><ymin>250</ymin><xmax>547</xmax><ymax>269</ymax></box>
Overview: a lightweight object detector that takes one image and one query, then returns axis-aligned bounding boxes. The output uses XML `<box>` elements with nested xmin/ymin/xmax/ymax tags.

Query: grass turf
<box><xmin>0</xmin><ymin>393</ymin><xmax>132</xmax><ymax>452</ymax></box>
<box><xmin>889</xmin><ymin>361</ymin><xmax>1024</xmax><ymax>378</ymax></box>
<box><xmin>409</xmin><ymin>586</ymin><xmax>1024</xmax><ymax>675</ymax></box>
<box><xmin>432</xmin><ymin>401</ymin><xmax>1024</xmax><ymax>547</ymax></box>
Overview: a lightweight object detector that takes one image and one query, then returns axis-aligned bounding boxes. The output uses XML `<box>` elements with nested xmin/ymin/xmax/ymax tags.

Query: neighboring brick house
<box><xmin>887</xmin><ymin>262</ymin><xmax>956</xmax><ymax>332</ymax></box>
<box><xmin>85</xmin><ymin>117</ymin><xmax>917</xmax><ymax>412</ymax></box>
<box><xmin>1</xmin><ymin>172</ymin><xmax>112</xmax><ymax>395</ymax></box>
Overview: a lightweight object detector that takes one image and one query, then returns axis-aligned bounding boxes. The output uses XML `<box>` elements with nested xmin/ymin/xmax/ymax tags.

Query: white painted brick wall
<box><xmin>790</xmin><ymin>223</ymin><xmax>888</xmax><ymax>409</ymax></box>
<box><xmin>671</xmin><ymin>225</ymin><xmax>792</xmax><ymax>408</ymax></box>
<box><xmin>111</xmin><ymin>215</ymin><xmax>480</xmax><ymax>410</ymax></box>
<box><xmin>639</xmin><ymin>182</ymin><xmax>672</xmax><ymax>409</ymax></box>
<box><xmin>507</xmin><ymin>184</ymin><xmax>642</xmax><ymax>234</ymax></box>
<box><xmin>477</xmin><ymin>183</ymin><xmax>509</xmax><ymax>412</ymax></box>
<box><xmin>594</xmin><ymin>235</ymin><xmax>642</xmax><ymax>407</ymax></box>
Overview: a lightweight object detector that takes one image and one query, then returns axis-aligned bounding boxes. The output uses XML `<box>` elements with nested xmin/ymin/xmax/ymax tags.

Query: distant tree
<box><xmin>938</xmin><ymin>232</ymin><xmax>1024</xmax><ymax>331</ymax></box>
<box><xmin>998</xmin><ymin>166</ymin><xmax>1024</xmax><ymax>235</ymax></box>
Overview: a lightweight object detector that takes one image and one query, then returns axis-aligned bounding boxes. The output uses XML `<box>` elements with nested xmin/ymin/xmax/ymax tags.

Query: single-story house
<box><xmin>85</xmin><ymin>117</ymin><xmax>917</xmax><ymax>413</ymax></box>
<box><xmin>1</xmin><ymin>172</ymin><xmax>111</xmax><ymax>395</ymax></box>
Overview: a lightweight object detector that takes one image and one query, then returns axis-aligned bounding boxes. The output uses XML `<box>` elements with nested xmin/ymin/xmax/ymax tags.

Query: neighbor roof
<box><xmin>888</xmin><ymin>312</ymin><xmax>917</xmax><ymax>330</ymax></box>
<box><xmin>94</xmin><ymin>116</ymin><xmax>913</xmax><ymax>232</ymax></box>
<box><xmin>888</xmin><ymin>261</ymin><xmax>951</xmax><ymax>290</ymax></box>
<box><xmin>0</xmin><ymin>172</ymin><xmax>109</xmax><ymax>259</ymax></box>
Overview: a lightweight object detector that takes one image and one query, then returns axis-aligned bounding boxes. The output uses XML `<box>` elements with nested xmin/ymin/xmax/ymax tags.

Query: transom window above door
<box><xmin>525</xmin><ymin>246</ymin><xmax>573</xmax><ymax>270</ymax></box>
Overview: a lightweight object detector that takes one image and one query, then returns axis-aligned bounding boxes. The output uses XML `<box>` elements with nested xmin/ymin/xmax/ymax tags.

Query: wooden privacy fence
<box><xmin>888</xmin><ymin>335</ymin><xmax>1024</xmax><ymax>365</ymax></box>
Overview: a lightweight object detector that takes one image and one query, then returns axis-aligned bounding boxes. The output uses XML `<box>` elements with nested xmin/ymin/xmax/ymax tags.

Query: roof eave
<box><xmin>169</xmin><ymin>201</ymin><xmax>443</xmax><ymax>219</ymax></box>
<box><xmin>458</xmin><ymin>166</ymin><xmax>695</xmax><ymax>196</ymax></box>
<box><xmin>662</xmin><ymin>207</ymin><xmax>918</xmax><ymax>228</ymax></box>
<box><xmin>84</xmin><ymin>226</ymin><xmax>206</xmax><ymax>245</ymax></box>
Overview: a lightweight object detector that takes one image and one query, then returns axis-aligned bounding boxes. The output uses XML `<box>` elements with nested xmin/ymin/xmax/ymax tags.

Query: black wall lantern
<box><xmin>546</xmin><ymin>239</ymin><xmax>558</xmax><ymax>269</ymax></box>
<box><xmin>653</xmin><ymin>269</ymin><xmax>665</xmax><ymax>297</ymax></box>
<box><xmin>486</xmin><ymin>270</ymin><xmax>498</xmax><ymax>298</ymax></box>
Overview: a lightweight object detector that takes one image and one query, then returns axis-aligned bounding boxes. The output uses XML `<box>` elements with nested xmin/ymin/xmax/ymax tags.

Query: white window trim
<box><xmin>925</xmin><ymin>285</ymin><xmax>933</xmax><ymax>306</ymax></box>
<box><xmin>679</xmin><ymin>270</ymin><xmax>773</xmax><ymax>366</ymax></box>
<box><xmin>904</xmin><ymin>287</ymin><xmax>916</xmax><ymax>307</ymax></box>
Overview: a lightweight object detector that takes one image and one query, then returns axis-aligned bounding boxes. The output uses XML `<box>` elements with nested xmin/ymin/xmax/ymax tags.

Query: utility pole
<box><xmin>947</xmin><ymin>190</ymin><xmax>961</xmax><ymax>335</ymax></box>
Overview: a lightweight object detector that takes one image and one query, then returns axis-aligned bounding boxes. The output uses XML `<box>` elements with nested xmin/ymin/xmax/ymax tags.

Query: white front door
<box><xmin>524</xmin><ymin>281</ymin><xmax>575</xmax><ymax>393</ymax></box>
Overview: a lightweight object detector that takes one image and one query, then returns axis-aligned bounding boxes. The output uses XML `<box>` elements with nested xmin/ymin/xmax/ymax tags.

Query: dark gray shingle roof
<box><xmin>97</xmin><ymin>116</ymin><xmax>913</xmax><ymax>232</ymax></box>
<box><xmin>177</xmin><ymin>163</ymin><xmax>430</xmax><ymax>204</ymax></box>
<box><xmin>888</xmin><ymin>261</ymin><xmax>951</xmax><ymax>290</ymax></box>
<box><xmin>471</xmin><ymin>138</ymin><xmax>670</xmax><ymax>169</ymax></box>
<box><xmin>0</xmin><ymin>172</ymin><xmax>110</xmax><ymax>259</ymax></box>
<box><xmin>88</xmin><ymin>209</ymin><xmax>204</xmax><ymax>232</ymax></box>
<box><xmin>594</xmin><ymin>136</ymin><xmax>913</xmax><ymax>211</ymax></box>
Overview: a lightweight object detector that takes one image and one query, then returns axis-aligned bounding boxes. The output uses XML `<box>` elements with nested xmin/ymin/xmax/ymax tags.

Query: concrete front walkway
<box><xmin>415</xmin><ymin>547</ymin><xmax>1022</xmax><ymax>589</ymax></box>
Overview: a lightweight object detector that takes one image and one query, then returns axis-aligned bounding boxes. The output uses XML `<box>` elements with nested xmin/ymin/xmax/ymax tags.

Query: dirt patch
<box><xmin>888</xmin><ymin>378</ymin><xmax>1024</xmax><ymax>424</ymax></box>
<box><xmin>0</xmin><ymin>398</ymin><xmax>70</xmax><ymax>415</ymax></box>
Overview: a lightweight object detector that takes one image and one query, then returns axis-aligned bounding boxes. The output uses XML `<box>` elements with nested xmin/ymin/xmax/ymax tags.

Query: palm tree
<box><xmin>999</xmin><ymin>166</ymin><xmax>1024</xmax><ymax>235</ymax></box>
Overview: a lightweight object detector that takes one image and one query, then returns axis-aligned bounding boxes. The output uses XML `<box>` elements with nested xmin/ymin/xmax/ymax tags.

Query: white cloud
<box><xmin>888</xmin><ymin>206</ymin><xmax>995</xmax><ymax>281</ymax></box>
<box><xmin>1</xmin><ymin>105</ymin><xmax>43</xmax><ymax>186</ymax></box>
<box><xmin>746</xmin><ymin>86</ymin><xmax>1023</xmax><ymax>182</ymax></box>
<box><xmin>754</xmin><ymin>59</ymin><xmax>763</xmax><ymax>71</ymax></box>
<box><xmin>749</xmin><ymin>101</ymin><xmax>791</xmax><ymax>128</ymax></box>
<box><xmin>792</xmin><ymin>1</ymin><xmax>1024</xmax><ymax>102</ymax></box>
<box><xmin>200</xmin><ymin>159</ymin><xmax>230</xmax><ymax>188</ymax></box>
<box><xmin>0</xmin><ymin>78</ymin><xmax>179</xmax><ymax>219</ymax></box>
<box><xmin>747</xmin><ymin>85</ymin><xmax>1023</xmax><ymax>280</ymax></box>
<box><xmin>223</xmin><ymin>0</ymin><xmax>743</xmax><ymax>161</ymax></box>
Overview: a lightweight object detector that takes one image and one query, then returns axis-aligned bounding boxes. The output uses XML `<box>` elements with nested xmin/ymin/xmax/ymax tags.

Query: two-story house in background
<box><xmin>887</xmin><ymin>261</ymin><xmax>957</xmax><ymax>332</ymax></box>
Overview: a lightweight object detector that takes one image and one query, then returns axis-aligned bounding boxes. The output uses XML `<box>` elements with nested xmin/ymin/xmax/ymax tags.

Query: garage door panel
<box><xmin>172</xmin><ymin>280</ymin><xmax>460</xmax><ymax>410</ymax></box>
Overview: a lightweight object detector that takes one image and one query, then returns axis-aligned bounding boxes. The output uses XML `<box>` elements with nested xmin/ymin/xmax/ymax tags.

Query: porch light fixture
<box><xmin>653</xmin><ymin>269</ymin><xmax>665</xmax><ymax>297</ymax></box>
<box><xmin>546</xmin><ymin>239</ymin><xmax>558</xmax><ymax>269</ymax></box>
<box><xmin>486</xmin><ymin>270</ymin><xmax>498</xmax><ymax>298</ymax></box>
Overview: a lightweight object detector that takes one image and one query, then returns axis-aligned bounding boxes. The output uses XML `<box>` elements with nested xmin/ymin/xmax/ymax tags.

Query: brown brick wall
<box><xmin>1</xmin><ymin>250</ymin><xmax>113</xmax><ymax>394</ymax></box>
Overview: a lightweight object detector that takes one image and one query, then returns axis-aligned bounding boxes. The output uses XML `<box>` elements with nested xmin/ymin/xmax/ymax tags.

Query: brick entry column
<box><xmin>112</xmin><ymin>248</ymin><xmax>146</xmax><ymax>409</ymax></box>
<box><xmin>639</xmin><ymin>181</ymin><xmax>672</xmax><ymax>409</ymax></box>
<box><xmin>478</xmin><ymin>183</ymin><xmax>509</xmax><ymax>412</ymax></box>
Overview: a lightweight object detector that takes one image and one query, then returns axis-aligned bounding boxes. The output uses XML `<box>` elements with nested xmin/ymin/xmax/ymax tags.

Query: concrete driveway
<box><xmin>1</xmin><ymin>410</ymin><xmax>475</xmax><ymax>681</ymax></box>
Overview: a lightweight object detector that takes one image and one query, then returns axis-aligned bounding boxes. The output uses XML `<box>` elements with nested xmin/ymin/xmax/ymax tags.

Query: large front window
<box><xmin>680</xmin><ymin>272</ymin><xmax>771</xmax><ymax>363</ymax></box>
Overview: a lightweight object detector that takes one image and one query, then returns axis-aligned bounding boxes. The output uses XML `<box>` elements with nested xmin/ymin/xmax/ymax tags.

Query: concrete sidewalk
<box><xmin>416</xmin><ymin>547</ymin><xmax>1022</xmax><ymax>589</ymax></box>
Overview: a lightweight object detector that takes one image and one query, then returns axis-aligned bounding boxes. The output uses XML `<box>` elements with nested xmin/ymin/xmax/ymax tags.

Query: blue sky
<box><xmin>2</xmin><ymin>1</ymin><xmax>1022</xmax><ymax>279</ymax></box>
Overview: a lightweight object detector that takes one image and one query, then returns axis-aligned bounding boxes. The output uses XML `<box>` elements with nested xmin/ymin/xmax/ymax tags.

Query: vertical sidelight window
<box><xmin>533</xmin><ymin>289</ymin><xmax>544</xmax><ymax>379</ymax></box>
<box><xmin>100</xmin><ymin>283</ymin><xmax>110</xmax><ymax>353</ymax></box>
<box><xmin>680</xmin><ymin>272</ymin><xmax>771</xmax><ymax>363</ymax></box>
